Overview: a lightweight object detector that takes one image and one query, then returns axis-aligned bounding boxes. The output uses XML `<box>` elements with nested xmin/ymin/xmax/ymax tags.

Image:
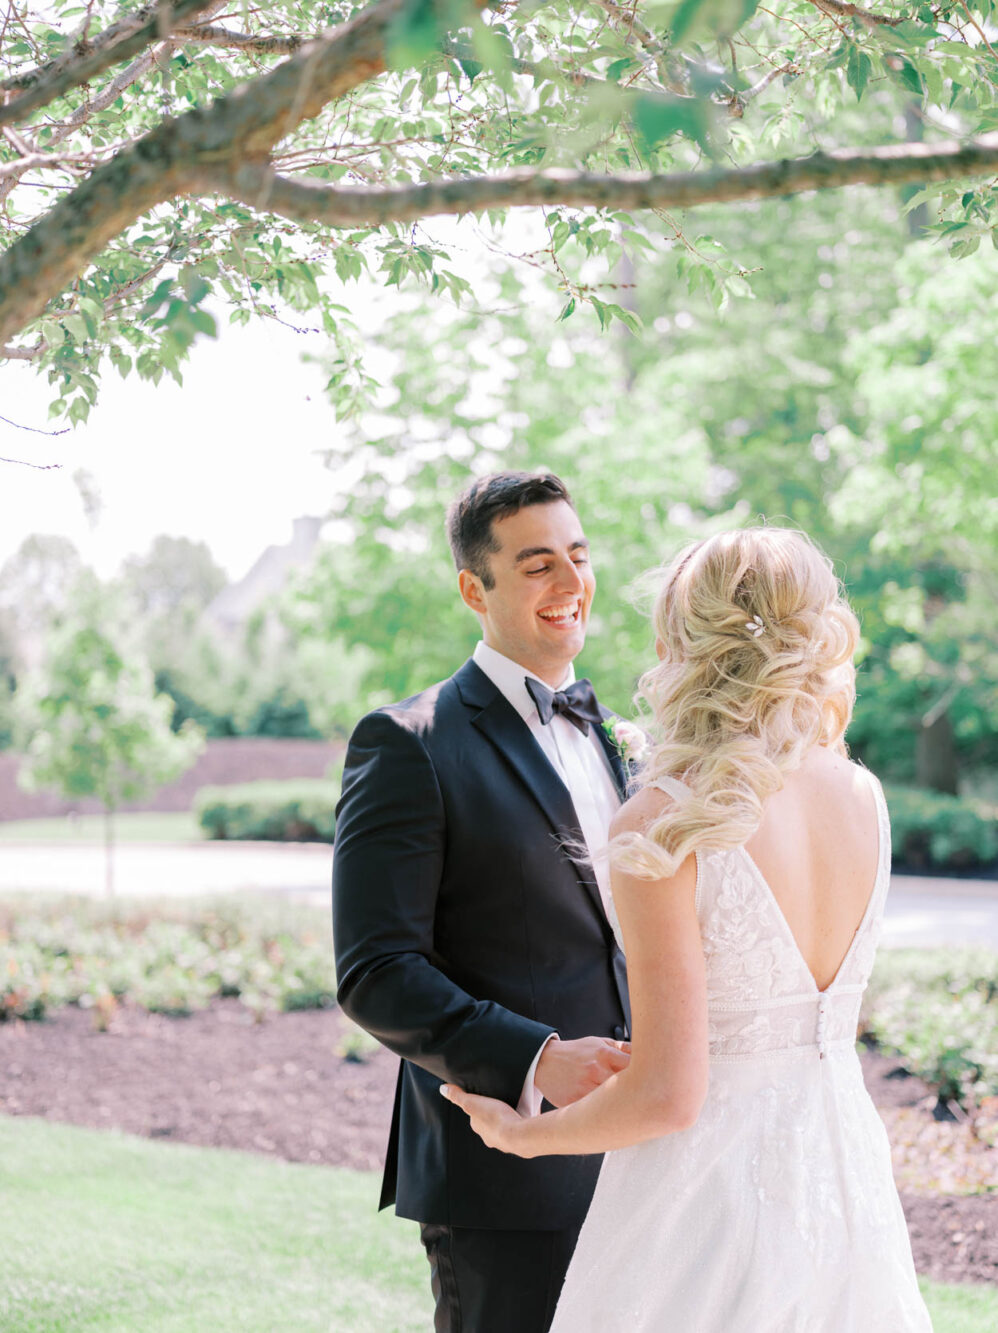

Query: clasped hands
<box><xmin>441</xmin><ymin>1035</ymin><xmax>630</xmax><ymax>1157</ymax></box>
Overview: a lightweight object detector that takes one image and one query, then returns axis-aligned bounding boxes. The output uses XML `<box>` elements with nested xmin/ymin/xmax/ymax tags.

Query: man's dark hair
<box><xmin>446</xmin><ymin>471</ymin><xmax>575</xmax><ymax>590</ymax></box>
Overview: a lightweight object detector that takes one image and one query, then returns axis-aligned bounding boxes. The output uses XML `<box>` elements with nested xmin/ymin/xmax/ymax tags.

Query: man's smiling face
<box><xmin>459</xmin><ymin>499</ymin><xmax>595</xmax><ymax>686</ymax></box>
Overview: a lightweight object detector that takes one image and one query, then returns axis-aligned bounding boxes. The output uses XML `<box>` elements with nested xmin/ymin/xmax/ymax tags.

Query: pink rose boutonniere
<box><xmin>601</xmin><ymin>718</ymin><xmax>650</xmax><ymax>773</ymax></box>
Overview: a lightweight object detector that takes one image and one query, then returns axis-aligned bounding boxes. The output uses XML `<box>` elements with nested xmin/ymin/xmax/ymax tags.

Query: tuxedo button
<box><xmin>613</xmin><ymin>1025</ymin><xmax>627</xmax><ymax>1041</ymax></box>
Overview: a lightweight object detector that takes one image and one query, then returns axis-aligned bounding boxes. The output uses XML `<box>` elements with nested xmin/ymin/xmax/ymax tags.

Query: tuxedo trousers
<box><xmin>419</xmin><ymin>1221</ymin><xmax>584</xmax><ymax>1333</ymax></box>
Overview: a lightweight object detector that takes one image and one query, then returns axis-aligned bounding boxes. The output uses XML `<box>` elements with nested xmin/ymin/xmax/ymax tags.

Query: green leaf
<box><xmin>846</xmin><ymin>45</ymin><xmax>873</xmax><ymax>100</ymax></box>
<box><xmin>605</xmin><ymin>57</ymin><xmax>636</xmax><ymax>82</ymax></box>
<box><xmin>632</xmin><ymin>92</ymin><xmax>712</xmax><ymax>154</ymax></box>
<box><xmin>671</xmin><ymin>0</ymin><xmax>760</xmax><ymax>43</ymax></box>
<box><xmin>457</xmin><ymin>57</ymin><xmax>483</xmax><ymax>82</ymax></box>
<box><xmin>887</xmin><ymin>20</ymin><xmax>939</xmax><ymax>49</ymax></box>
<box><xmin>893</xmin><ymin>56</ymin><xmax>924</xmax><ymax>96</ymax></box>
<box><xmin>386</xmin><ymin>0</ymin><xmax>440</xmax><ymax>71</ymax></box>
<box><xmin>557</xmin><ymin>298</ymin><xmax>576</xmax><ymax>321</ymax></box>
<box><xmin>62</xmin><ymin>314</ymin><xmax>88</xmax><ymax>343</ymax></box>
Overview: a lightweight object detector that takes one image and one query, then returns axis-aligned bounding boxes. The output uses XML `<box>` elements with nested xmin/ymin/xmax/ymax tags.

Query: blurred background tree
<box><xmin>13</xmin><ymin>580</ymin><xmax>205</xmax><ymax>891</ymax></box>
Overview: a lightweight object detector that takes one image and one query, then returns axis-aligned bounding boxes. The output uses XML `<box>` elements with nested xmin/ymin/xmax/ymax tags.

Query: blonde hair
<box><xmin>615</xmin><ymin>527</ymin><xmax>860</xmax><ymax>880</ymax></box>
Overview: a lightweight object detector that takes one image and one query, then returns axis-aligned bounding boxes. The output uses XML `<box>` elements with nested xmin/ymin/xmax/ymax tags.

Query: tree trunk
<box><xmin>915</xmin><ymin>709</ymin><xmax>958</xmax><ymax>795</ymax></box>
<box><xmin>103</xmin><ymin>804</ymin><xmax>115</xmax><ymax>897</ymax></box>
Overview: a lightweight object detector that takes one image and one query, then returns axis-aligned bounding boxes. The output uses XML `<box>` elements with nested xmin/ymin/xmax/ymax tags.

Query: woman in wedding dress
<box><xmin>443</xmin><ymin>526</ymin><xmax>932</xmax><ymax>1332</ymax></box>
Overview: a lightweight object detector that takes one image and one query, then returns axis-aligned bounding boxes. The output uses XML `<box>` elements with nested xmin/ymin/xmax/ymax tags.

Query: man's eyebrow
<box><xmin>513</xmin><ymin>539</ymin><xmax>590</xmax><ymax>565</ymax></box>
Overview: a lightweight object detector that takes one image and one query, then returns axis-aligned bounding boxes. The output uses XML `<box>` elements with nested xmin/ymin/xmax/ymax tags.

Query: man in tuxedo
<box><xmin>332</xmin><ymin>471</ymin><xmax>631</xmax><ymax>1332</ymax></box>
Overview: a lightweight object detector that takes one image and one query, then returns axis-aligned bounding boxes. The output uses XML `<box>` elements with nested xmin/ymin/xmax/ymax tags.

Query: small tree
<box><xmin>15</xmin><ymin>592</ymin><xmax>204</xmax><ymax>894</ymax></box>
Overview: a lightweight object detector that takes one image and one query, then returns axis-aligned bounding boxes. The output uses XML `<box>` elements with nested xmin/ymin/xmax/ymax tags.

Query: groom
<box><xmin>332</xmin><ymin>471</ymin><xmax>631</xmax><ymax>1332</ymax></box>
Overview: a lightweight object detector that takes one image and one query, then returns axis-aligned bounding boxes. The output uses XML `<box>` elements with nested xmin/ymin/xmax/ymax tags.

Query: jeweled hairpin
<box><xmin>745</xmin><ymin>613</ymin><xmax>765</xmax><ymax>639</ymax></box>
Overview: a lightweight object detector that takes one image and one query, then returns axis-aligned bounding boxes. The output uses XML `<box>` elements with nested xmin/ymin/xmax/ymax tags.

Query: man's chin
<box><xmin>543</xmin><ymin>631</ymin><xmax>586</xmax><ymax>664</ymax></box>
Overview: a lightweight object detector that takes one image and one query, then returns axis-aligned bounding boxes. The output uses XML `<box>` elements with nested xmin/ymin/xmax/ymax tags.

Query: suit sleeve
<box><xmin>332</xmin><ymin>709</ymin><xmax>555</xmax><ymax>1105</ymax></box>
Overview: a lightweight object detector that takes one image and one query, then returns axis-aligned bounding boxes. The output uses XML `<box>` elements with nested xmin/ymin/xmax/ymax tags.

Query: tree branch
<box><xmin>174</xmin><ymin>24</ymin><xmax>306</xmax><ymax>55</ymax></box>
<box><xmin>0</xmin><ymin>0</ymin><xmax>415</xmax><ymax>343</ymax></box>
<box><xmin>0</xmin><ymin>341</ymin><xmax>45</xmax><ymax>360</ymax></box>
<box><xmin>0</xmin><ymin>0</ymin><xmax>224</xmax><ymax>128</ymax></box>
<box><xmin>188</xmin><ymin>134</ymin><xmax>998</xmax><ymax>227</ymax></box>
<box><xmin>48</xmin><ymin>50</ymin><xmax>163</xmax><ymax>144</ymax></box>
<box><xmin>805</xmin><ymin>0</ymin><xmax>908</xmax><ymax>27</ymax></box>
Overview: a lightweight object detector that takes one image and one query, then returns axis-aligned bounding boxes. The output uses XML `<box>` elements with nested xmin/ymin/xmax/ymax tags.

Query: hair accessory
<box><xmin>745</xmin><ymin>613</ymin><xmax>765</xmax><ymax>639</ymax></box>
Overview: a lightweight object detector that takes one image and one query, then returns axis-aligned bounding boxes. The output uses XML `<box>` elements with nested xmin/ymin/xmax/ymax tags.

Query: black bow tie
<box><xmin>524</xmin><ymin>676</ymin><xmax>603</xmax><ymax>735</ymax></box>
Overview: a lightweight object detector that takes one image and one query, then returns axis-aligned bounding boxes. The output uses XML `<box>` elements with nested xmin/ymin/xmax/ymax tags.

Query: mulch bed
<box><xmin>1</xmin><ymin>1001</ymin><xmax>995</xmax><ymax>1287</ymax></box>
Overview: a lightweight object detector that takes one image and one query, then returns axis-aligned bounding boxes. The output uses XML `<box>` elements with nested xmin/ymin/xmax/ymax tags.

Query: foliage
<box><xmin>120</xmin><ymin>534</ymin><xmax>226</xmax><ymax>621</ymax></box>
<box><xmin>885</xmin><ymin>785</ymin><xmax>998</xmax><ymax>870</ymax></box>
<box><xmin>152</xmin><ymin>608</ymin><xmax>372</xmax><ymax>740</ymax></box>
<box><xmin>289</xmin><ymin>190</ymin><xmax>998</xmax><ymax>787</ymax></box>
<box><xmin>0</xmin><ymin>534</ymin><xmax>84</xmax><ymax>679</ymax></box>
<box><xmin>863</xmin><ymin>948</ymin><xmax>998</xmax><ymax>1109</ymax></box>
<box><xmin>13</xmin><ymin>584</ymin><xmax>204</xmax><ymax>814</ymax></box>
<box><xmin>3</xmin><ymin>0</ymin><xmax>998</xmax><ymax>418</ymax></box>
<box><xmin>0</xmin><ymin>896</ymin><xmax>337</xmax><ymax>1022</ymax></box>
<box><xmin>196</xmin><ymin>779</ymin><xmax>341</xmax><ymax>842</ymax></box>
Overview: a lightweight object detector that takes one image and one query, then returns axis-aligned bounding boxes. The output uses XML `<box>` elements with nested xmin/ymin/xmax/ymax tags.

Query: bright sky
<box><xmin>0</xmin><ymin>312</ymin><xmax>354</xmax><ymax>581</ymax></box>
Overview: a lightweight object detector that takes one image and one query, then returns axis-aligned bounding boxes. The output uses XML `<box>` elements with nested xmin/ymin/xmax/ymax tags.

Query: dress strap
<box><xmin>862</xmin><ymin>768</ymin><xmax>893</xmax><ymax>902</ymax></box>
<box><xmin>648</xmin><ymin>775</ymin><xmax>691</xmax><ymax>801</ymax></box>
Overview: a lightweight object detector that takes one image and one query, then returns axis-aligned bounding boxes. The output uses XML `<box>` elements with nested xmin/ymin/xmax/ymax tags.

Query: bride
<box><xmin>442</xmin><ymin>527</ymin><xmax>932</xmax><ymax>1331</ymax></box>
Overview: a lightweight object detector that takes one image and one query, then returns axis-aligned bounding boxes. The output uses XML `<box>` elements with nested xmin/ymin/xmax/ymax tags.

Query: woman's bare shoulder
<box><xmin>610</xmin><ymin>783</ymin><xmax>678</xmax><ymax>838</ymax></box>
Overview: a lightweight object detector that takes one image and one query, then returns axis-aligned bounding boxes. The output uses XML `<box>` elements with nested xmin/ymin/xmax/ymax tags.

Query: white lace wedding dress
<box><xmin>551</xmin><ymin>774</ymin><xmax>932</xmax><ymax>1332</ymax></box>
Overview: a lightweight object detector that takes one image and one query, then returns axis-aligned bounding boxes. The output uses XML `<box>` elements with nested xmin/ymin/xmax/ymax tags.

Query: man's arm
<box><xmin>332</xmin><ymin>709</ymin><xmax>554</xmax><ymax>1106</ymax></box>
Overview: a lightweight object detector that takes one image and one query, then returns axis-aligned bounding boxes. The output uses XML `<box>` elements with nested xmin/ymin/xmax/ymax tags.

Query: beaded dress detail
<box><xmin>551</xmin><ymin>773</ymin><xmax>932</xmax><ymax>1332</ymax></box>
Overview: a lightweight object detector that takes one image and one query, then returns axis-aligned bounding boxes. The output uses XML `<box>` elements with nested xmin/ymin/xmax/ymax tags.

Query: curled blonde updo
<box><xmin>614</xmin><ymin>527</ymin><xmax>860</xmax><ymax>880</ymax></box>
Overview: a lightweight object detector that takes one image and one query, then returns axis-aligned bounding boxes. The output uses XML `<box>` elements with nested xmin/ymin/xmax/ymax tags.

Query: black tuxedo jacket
<box><xmin>332</xmin><ymin>658</ymin><xmax>631</xmax><ymax>1230</ymax></box>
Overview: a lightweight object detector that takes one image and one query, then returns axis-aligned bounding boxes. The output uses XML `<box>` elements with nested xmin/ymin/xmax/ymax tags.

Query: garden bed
<box><xmin>1</xmin><ymin>1000</ymin><xmax>995</xmax><ymax>1287</ymax></box>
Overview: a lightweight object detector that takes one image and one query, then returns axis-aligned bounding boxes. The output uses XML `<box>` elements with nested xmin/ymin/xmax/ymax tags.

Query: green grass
<box><xmin>921</xmin><ymin>1277</ymin><xmax>998</xmax><ymax>1332</ymax></box>
<box><xmin>0</xmin><ymin>1116</ymin><xmax>993</xmax><ymax>1332</ymax></box>
<box><xmin>0</xmin><ymin>813</ymin><xmax>202</xmax><ymax>844</ymax></box>
<box><xmin>0</xmin><ymin>1116</ymin><xmax>432</xmax><ymax>1332</ymax></box>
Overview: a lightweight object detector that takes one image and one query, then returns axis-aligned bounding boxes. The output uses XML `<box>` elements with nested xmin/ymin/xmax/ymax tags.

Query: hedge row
<box><xmin>195</xmin><ymin>779</ymin><xmax>339</xmax><ymax>842</ymax></box>
<box><xmin>884</xmin><ymin>785</ymin><xmax>997</xmax><ymax>871</ymax></box>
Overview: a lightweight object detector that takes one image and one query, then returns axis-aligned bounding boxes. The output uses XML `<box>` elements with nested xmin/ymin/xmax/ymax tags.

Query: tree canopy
<box><xmin>286</xmin><ymin>177</ymin><xmax>998</xmax><ymax>789</ymax></box>
<box><xmin>2</xmin><ymin>0</ymin><xmax>998</xmax><ymax>421</ymax></box>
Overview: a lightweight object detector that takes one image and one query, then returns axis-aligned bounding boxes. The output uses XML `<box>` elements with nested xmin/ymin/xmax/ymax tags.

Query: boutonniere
<box><xmin>601</xmin><ymin>717</ymin><xmax>650</xmax><ymax>770</ymax></box>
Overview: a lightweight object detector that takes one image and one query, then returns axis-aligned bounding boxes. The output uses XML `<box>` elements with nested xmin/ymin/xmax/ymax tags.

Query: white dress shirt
<box><xmin>472</xmin><ymin>640</ymin><xmax>622</xmax><ymax>1114</ymax></box>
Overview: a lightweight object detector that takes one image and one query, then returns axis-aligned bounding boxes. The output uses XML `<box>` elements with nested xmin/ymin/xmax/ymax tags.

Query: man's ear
<box><xmin>458</xmin><ymin>568</ymin><xmax>487</xmax><ymax>615</ymax></box>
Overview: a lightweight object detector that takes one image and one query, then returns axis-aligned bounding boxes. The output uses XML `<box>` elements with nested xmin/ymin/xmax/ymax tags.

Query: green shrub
<box><xmin>863</xmin><ymin>948</ymin><xmax>998</xmax><ymax>1107</ymax></box>
<box><xmin>195</xmin><ymin>779</ymin><xmax>339</xmax><ymax>842</ymax></box>
<box><xmin>884</xmin><ymin>785</ymin><xmax>998</xmax><ymax>871</ymax></box>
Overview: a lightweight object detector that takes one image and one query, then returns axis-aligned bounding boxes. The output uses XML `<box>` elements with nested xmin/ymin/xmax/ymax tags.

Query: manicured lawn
<box><xmin>0</xmin><ymin>1116</ymin><xmax>431</xmax><ymax>1332</ymax></box>
<box><xmin>922</xmin><ymin>1277</ymin><xmax>998</xmax><ymax>1332</ymax></box>
<box><xmin>0</xmin><ymin>1115</ymin><xmax>992</xmax><ymax>1332</ymax></box>
<box><xmin>0</xmin><ymin>813</ymin><xmax>201</xmax><ymax>844</ymax></box>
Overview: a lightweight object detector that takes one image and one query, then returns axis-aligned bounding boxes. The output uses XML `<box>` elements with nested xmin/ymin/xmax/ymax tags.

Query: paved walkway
<box><xmin>0</xmin><ymin>842</ymin><xmax>333</xmax><ymax>903</ymax></box>
<box><xmin>1</xmin><ymin>844</ymin><xmax>997</xmax><ymax>948</ymax></box>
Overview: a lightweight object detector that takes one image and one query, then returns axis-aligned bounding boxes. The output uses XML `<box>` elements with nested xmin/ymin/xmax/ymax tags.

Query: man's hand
<box><xmin>534</xmin><ymin>1036</ymin><xmax>631</xmax><ymax>1108</ymax></box>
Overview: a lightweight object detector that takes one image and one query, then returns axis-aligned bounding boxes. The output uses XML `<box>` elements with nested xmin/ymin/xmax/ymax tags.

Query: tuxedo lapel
<box><xmin>454</xmin><ymin>660</ymin><xmax>612</xmax><ymax>934</ymax></box>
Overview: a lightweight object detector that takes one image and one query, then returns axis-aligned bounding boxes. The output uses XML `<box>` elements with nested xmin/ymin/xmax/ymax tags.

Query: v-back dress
<box><xmin>550</xmin><ymin>773</ymin><xmax>932</xmax><ymax>1332</ymax></box>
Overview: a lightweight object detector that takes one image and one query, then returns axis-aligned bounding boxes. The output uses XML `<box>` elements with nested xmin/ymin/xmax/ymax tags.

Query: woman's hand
<box><xmin>440</xmin><ymin>1085</ymin><xmax>533</xmax><ymax>1157</ymax></box>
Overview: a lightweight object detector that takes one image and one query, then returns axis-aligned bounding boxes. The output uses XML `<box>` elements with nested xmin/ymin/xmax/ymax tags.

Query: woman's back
<box><xmin>744</xmin><ymin>748</ymin><xmax>880</xmax><ymax>992</ymax></box>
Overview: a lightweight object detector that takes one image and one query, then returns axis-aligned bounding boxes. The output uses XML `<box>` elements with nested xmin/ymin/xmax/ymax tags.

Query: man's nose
<box><xmin>556</xmin><ymin>557</ymin><xmax>585</xmax><ymax>595</ymax></box>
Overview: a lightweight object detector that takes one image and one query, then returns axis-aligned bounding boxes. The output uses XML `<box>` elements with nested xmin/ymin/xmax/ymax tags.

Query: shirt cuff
<box><xmin>516</xmin><ymin>1033</ymin><xmax>558</xmax><ymax>1118</ymax></box>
